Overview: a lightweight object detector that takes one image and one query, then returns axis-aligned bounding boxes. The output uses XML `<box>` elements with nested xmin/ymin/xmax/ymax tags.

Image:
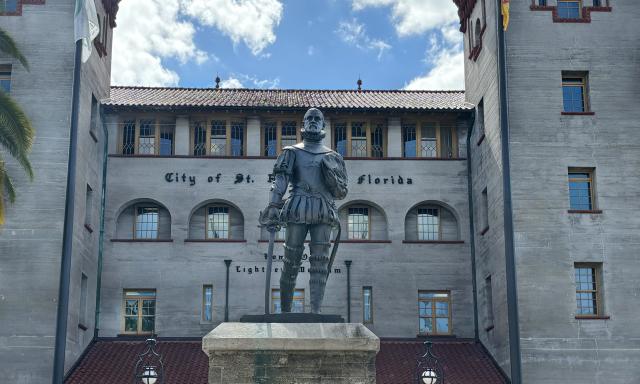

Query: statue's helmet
<box><xmin>301</xmin><ymin>108</ymin><xmax>325</xmax><ymax>139</ymax></box>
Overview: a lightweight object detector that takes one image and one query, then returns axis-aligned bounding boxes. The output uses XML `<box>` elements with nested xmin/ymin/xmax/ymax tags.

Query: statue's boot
<box><xmin>279</xmin><ymin>243</ymin><xmax>304</xmax><ymax>312</ymax></box>
<box><xmin>309</xmin><ymin>241</ymin><xmax>331</xmax><ymax>314</ymax></box>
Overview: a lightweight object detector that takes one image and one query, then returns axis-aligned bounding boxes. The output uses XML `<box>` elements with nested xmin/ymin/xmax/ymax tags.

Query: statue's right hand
<box><xmin>259</xmin><ymin>205</ymin><xmax>282</xmax><ymax>229</ymax></box>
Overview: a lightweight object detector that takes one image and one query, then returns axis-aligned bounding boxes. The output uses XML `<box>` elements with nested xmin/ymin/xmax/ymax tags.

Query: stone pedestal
<box><xmin>202</xmin><ymin>322</ymin><xmax>379</xmax><ymax>384</ymax></box>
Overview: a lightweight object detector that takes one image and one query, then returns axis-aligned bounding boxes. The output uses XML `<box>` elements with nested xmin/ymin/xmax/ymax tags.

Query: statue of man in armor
<box><xmin>261</xmin><ymin>108</ymin><xmax>348</xmax><ymax>314</ymax></box>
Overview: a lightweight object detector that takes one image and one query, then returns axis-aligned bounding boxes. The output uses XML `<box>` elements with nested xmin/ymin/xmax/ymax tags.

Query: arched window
<box><xmin>405</xmin><ymin>203</ymin><xmax>459</xmax><ymax>241</ymax></box>
<box><xmin>475</xmin><ymin>18</ymin><xmax>482</xmax><ymax>48</ymax></box>
<box><xmin>115</xmin><ymin>199</ymin><xmax>171</xmax><ymax>240</ymax></box>
<box><xmin>189</xmin><ymin>200</ymin><xmax>244</xmax><ymax>240</ymax></box>
<box><xmin>339</xmin><ymin>202</ymin><xmax>388</xmax><ymax>241</ymax></box>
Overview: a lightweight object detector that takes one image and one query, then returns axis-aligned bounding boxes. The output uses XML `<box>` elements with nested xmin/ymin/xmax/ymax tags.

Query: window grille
<box><xmin>348</xmin><ymin>207</ymin><xmax>369</xmax><ymax>240</ymax></box>
<box><xmin>193</xmin><ymin>121</ymin><xmax>207</xmax><ymax>156</ymax></box>
<box><xmin>135</xmin><ymin>207</ymin><xmax>159</xmax><ymax>239</ymax></box>
<box><xmin>419</xmin><ymin>291</ymin><xmax>451</xmax><ymax>335</ymax></box>
<box><xmin>417</xmin><ymin>208</ymin><xmax>439</xmax><ymax>240</ymax></box>
<box><xmin>207</xmin><ymin>206</ymin><xmax>229</xmax><ymax>239</ymax></box>
<box><xmin>122</xmin><ymin>120</ymin><xmax>136</xmax><ymax>155</ymax></box>
<box><xmin>334</xmin><ymin>122</ymin><xmax>348</xmax><ymax>156</ymax></box>
<box><xmin>123</xmin><ymin>290</ymin><xmax>156</xmax><ymax>334</ymax></box>
<box><xmin>138</xmin><ymin>119</ymin><xmax>156</xmax><ymax>154</ymax></box>
<box><xmin>263</xmin><ymin>121</ymin><xmax>278</xmax><ymax>156</ymax></box>
<box><xmin>575</xmin><ymin>265</ymin><xmax>601</xmax><ymax>316</ymax></box>
<box><xmin>568</xmin><ymin>169</ymin><xmax>595</xmax><ymax>210</ymax></box>
<box><xmin>210</xmin><ymin>120</ymin><xmax>227</xmax><ymax>156</ymax></box>
<box><xmin>230</xmin><ymin>121</ymin><xmax>245</xmax><ymax>156</ymax></box>
<box><xmin>281</xmin><ymin>121</ymin><xmax>297</xmax><ymax>149</ymax></box>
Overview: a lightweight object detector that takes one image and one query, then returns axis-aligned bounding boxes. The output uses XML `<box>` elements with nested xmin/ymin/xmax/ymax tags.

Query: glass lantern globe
<box><xmin>421</xmin><ymin>368</ymin><xmax>438</xmax><ymax>384</ymax></box>
<box><xmin>141</xmin><ymin>366</ymin><xmax>158</xmax><ymax>384</ymax></box>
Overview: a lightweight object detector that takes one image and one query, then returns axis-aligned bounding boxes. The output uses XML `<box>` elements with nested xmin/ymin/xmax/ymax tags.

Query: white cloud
<box><xmin>336</xmin><ymin>19</ymin><xmax>391</xmax><ymax>60</ymax></box>
<box><xmin>220</xmin><ymin>74</ymin><xmax>280</xmax><ymax>89</ymax></box>
<box><xmin>352</xmin><ymin>0</ymin><xmax>458</xmax><ymax>37</ymax></box>
<box><xmin>112</xmin><ymin>0</ymin><xmax>208</xmax><ymax>86</ymax></box>
<box><xmin>403</xmin><ymin>45</ymin><xmax>464</xmax><ymax>90</ymax></box>
<box><xmin>219</xmin><ymin>77</ymin><xmax>245</xmax><ymax>88</ymax></box>
<box><xmin>180</xmin><ymin>0</ymin><xmax>283</xmax><ymax>55</ymax></box>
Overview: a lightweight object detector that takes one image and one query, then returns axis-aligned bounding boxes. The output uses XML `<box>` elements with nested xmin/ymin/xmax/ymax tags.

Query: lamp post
<box><xmin>133</xmin><ymin>338</ymin><xmax>165</xmax><ymax>384</ymax></box>
<box><xmin>416</xmin><ymin>341</ymin><xmax>444</xmax><ymax>384</ymax></box>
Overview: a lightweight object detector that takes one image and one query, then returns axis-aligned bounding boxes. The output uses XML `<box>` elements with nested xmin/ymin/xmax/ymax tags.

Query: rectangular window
<box><xmin>135</xmin><ymin>206</ymin><xmax>159</xmax><ymax>239</ymax></box>
<box><xmin>333</xmin><ymin>120</ymin><xmax>386</xmax><ymax>158</ymax></box>
<box><xmin>348</xmin><ymin>207</ymin><xmax>369</xmax><ymax>240</ymax></box>
<box><xmin>562</xmin><ymin>72</ymin><xmax>588</xmax><ymax>112</ymax></box>
<box><xmin>417</xmin><ymin>208</ymin><xmax>439</xmax><ymax>241</ymax></box>
<box><xmin>363</xmin><ymin>286</ymin><xmax>373</xmax><ymax>323</ymax></box>
<box><xmin>263</xmin><ymin>121</ymin><xmax>278</xmax><ymax>156</ymax></box>
<box><xmin>0</xmin><ymin>1</ymin><xmax>18</xmax><ymax>13</ymax></box>
<box><xmin>481</xmin><ymin>187</ymin><xmax>489</xmax><ymax>231</ymax></box>
<box><xmin>0</xmin><ymin>64</ymin><xmax>10</xmax><ymax>93</ymax></box>
<box><xmin>79</xmin><ymin>273</ymin><xmax>88</xmax><ymax>326</ymax></box>
<box><xmin>203</xmin><ymin>285</ymin><xmax>213</xmax><ymax>322</ymax></box>
<box><xmin>123</xmin><ymin>290</ymin><xmax>156</xmax><ymax>334</ymax></box>
<box><xmin>418</xmin><ymin>291</ymin><xmax>451</xmax><ymax>335</ymax></box>
<box><xmin>275</xmin><ymin>226</ymin><xmax>286</xmax><ymax>241</ymax></box>
<box><xmin>90</xmin><ymin>95</ymin><xmax>99</xmax><ymax>139</ymax></box>
<box><xmin>568</xmin><ymin>168</ymin><xmax>595</xmax><ymax>210</ymax></box>
<box><xmin>557</xmin><ymin>0</ymin><xmax>582</xmax><ymax>19</ymax></box>
<box><xmin>477</xmin><ymin>98</ymin><xmax>485</xmax><ymax>140</ymax></box>
<box><xmin>159</xmin><ymin>121</ymin><xmax>174</xmax><ymax>156</ymax></box>
<box><xmin>484</xmin><ymin>275</ymin><xmax>494</xmax><ymax>329</ymax></box>
<box><xmin>191</xmin><ymin>118</ymin><xmax>245</xmax><ymax>156</ymax></box>
<box><xmin>207</xmin><ymin>206</ymin><xmax>229</xmax><ymax>239</ymax></box>
<box><xmin>272</xmin><ymin>288</ymin><xmax>305</xmax><ymax>314</ymax></box>
<box><xmin>84</xmin><ymin>184</ymin><xmax>93</xmax><ymax>228</ymax></box>
<box><xmin>593</xmin><ymin>0</ymin><xmax>601</xmax><ymax>6</ymax></box>
<box><xmin>120</xmin><ymin>118</ymin><xmax>175</xmax><ymax>155</ymax></box>
<box><xmin>538</xmin><ymin>0</ymin><xmax>547</xmax><ymax>5</ymax></box>
<box><xmin>402</xmin><ymin>121</ymin><xmax>457</xmax><ymax>158</ymax></box>
<box><xmin>281</xmin><ymin>121</ymin><xmax>298</xmax><ymax>149</ymax></box>
<box><xmin>575</xmin><ymin>263</ymin><xmax>603</xmax><ymax>316</ymax></box>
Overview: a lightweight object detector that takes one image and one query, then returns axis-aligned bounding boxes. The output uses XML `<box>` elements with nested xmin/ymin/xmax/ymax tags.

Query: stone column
<box><xmin>246</xmin><ymin>116</ymin><xmax>261</xmax><ymax>156</ymax></box>
<box><xmin>105</xmin><ymin>114</ymin><xmax>118</xmax><ymax>154</ymax></box>
<box><xmin>174</xmin><ymin>115</ymin><xmax>190</xmax><ymax>156</ymax></box>
<box><xmin>324</xmin><ymin>116</ymin><xmax>333</xmax><ymax>149</ymax></box>
<box><xmin>387</xmin><ymin>117</ymin><xmax>402</xmax><ymax>157</ymax></box>
<box><xmin>202</xmin><ymin>323</ymin><xmax>379</xmax><ymax>384</ymax></box>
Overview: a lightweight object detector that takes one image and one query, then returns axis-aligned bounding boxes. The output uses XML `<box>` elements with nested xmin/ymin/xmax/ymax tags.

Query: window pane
<box><xmin>558</xmin><ymin>1</ymin><xmax>581</xmax><ymax>19</ymax></box>
<box><xmin>420</xmin><ymin>123</ymin><xmax>437</xmax><ymax>157</ymax></box>
<box><xmin>135</xmin><ymin>207</ymin><xmax>159</xmax><ymax>239</ymax></box>
<box><xmin>138</xmin><ymin>119</ymin><xmax>156</xmax><ymax>154</ymax></box>
<box><xmin>0</xmin><ymin>0</ymin><xmax>18</xmax><ymax>13</ymax></box>
<box><xmin>264</xmin><ymin>121</ymin><xmax>278</xmax><ymax>156</ymax></box>
<box><xmin>363</xmin><ymin>287</ymin><xmax>372</xmax><ymax>322</ymax></box>
<box><xmin>125</xmin><ymin>300</ymin><xmax>138</xmax><ymax>316</ymax></box>
<box><xmin>351</xmin><ymin>122</ymin><xmax>367</xmax><ymax>157</ymax></box>
<box><xmin>204</xmin><ymin>286</ymin><xmax>213</xmax><ymax>321</ymax></box>
<box><xmin>371</xmin><ymin>123</ymin><xmax>385</xmax><ymax>158</ymax></box>
<box><xmin>193</xmin><ymin>122</ymin><xmax>207</xmax><ymax>156</ymax></box>
<box><xmin>141</xmin><ymin>316</ymin><xmax>155</xmax><ymax>332</ymax></box>
<box><xmin>436</xmin><ymin>318</ymin><xmax>449</xmax><ymax>333</ymax></box>
<box><xmin>210</xmin><ymin>120</ymin><xmax>226</xmax><ymax>156</ymax></box>
<box><xmin>281</xmin><ymin>121</ymin><xmax>297</xmax><ymax>149</ymax></box>
<box><xmin>159</xmin><ymin>122</ymin><xmax>174</xmax><ymax>156</ymax></box>
<box><xmin>440</xmin><ymin>125</ymin><xmax>455</xmax><ymax>158</ymax></box>
<box><xmin>568</xmin><ymin>172</ymin><xmax>592</xmax><ymax>210</ymax></box>
<box><xmin>419</xmin><ymin>301</ymin><xmax>432</xmax><ymax>316</ymax></box>
<box><xmin>0</xmin><ymin>65</ymin><xmax>11</xmax><ymax>93</ymax></box>
<box><xmin>418</xmin><ymin>208</ymin><xmax>439</xmax><ymax>240</ymax></box>
<box><xmin>124</xmin><ymin>316</ymin><xmax>138</xmax><ymax>332</ymax></box>
<box><xmin>231</xmin><ymin>121</ymin><xmax>244</xmax><ymax>156</ymax></box>
<box><xmin>122</xmin><ymin>120</ymin><xmax>136</xmax><ymax>155</ymax></box>
<box><xmin>419</xmin><ymin>317</ymin><xmax>433</xmax><ymax>334</ymax></box>
<box><xmin>348</xmin><ymin>207</ymin><xmax>369</xmax><ymax>239</ymax></box>
<box><xmin>207</xmin><ymin>206</ymin><xmax>229</xmax><ymax>239</ymax></box>
<box><xmin>402</xmin><ymin>123</ymin><xmax>416</xmax><ymax>157</ymax></box>
<box><xmin>334</xmin><ymin>122</ymin><xmax>347</xmax><ymax>156</ymax></box>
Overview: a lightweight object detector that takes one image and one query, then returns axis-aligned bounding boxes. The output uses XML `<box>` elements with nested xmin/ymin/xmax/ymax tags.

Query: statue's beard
<box><xmin>301</xmin><ymin>130</ymin><xmax>325</xmax><ymax>142</ymax></box>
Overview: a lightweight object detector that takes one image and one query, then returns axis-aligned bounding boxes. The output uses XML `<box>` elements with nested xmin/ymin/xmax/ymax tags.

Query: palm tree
<box><xmin>0</xmin><ymin>28</ymin><xmax>34</xmax><ymax>224</ymax></box>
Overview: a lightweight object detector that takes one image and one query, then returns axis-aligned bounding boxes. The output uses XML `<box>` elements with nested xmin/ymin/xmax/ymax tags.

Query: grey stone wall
<box><xmin>99</xmin><ymin>116</ymin><xmax>475</xmax><ymax>339</ymax></box>
<box><xmin>0</xmin><ymin>1</ymin><xmax>112</xmax><ymax>382</ymax></box>
<box><xmin>505</xmin><ymin>1</ymin><xmax>640</xmax><ymax>383</ymax></box>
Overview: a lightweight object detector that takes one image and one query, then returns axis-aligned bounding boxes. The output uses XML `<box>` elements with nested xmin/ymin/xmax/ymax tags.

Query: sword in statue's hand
<box><xmin>259</xmin><ymin>207</ymin><xmax>281</xmax><ymax>315</ymax></box>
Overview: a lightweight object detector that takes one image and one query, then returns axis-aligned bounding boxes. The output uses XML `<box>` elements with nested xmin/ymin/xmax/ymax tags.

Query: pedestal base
<box><xmin>202</xmin><ymin>322</ymin><xmax>379</xmax><ymax>384</ymax></box>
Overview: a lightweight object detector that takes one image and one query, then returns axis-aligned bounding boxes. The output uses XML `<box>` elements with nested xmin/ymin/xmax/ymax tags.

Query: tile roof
<box><xmin>104</xmin><ymin>86</ymin><xmax>473</xmax><ymax>111</ymax></box>
<box><xmin>65</xmin><ymin>338</ymin><xmax>507</xmax><ymax>384</ymax></box>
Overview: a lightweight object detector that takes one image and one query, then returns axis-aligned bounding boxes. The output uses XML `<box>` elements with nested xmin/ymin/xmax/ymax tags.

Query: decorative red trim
<box><xmin>402</xmin><ymin>240</ymin><xmax>464</xmax><ymax>244</ymax></box>
<box><xmin>480</xmin><ymin>226</ymin><xmax>490</xmax><ymax>236</ymax></box>
<box><xmin>84</xmin><ymin>224</ymin><xmax>94</xmax><ymax>233</ymax></box>
<box><xmin>184</xmin><ymin>239</ymin><xmax>247</xmax><ymax>243</ymax></box>
<box><xmin>568</xmin><ymin>209</ymin><xmax>602</xmax><ymax>214</ymax></box>
<box><xmin>0</xmin><ymin>0</ymin><xmax>45</xmax><ymax>16</ymax></box>
<box><xmin>561</xmin><ymin>111</ymin><xmax>595</xmax><ymax>116</ymax></box>
<box><xmin>477</xmin><ymin>133</ymin><xmax>486</xmax><ymax>146</ymax></box>
<box><xmin>530</xmin><ymin>4</ymin><xmax>612</xmax><ymax>23</ymax></box>
<box><xmin>340</xmin><ymin>240</ymin><xmax>392</xmax><ymax>244</ymax></box>
<box><xmin>110</xmin><ymin>239</ymin><xmax>173</xmax><ymax>242</ymax></box>
<box><xmin>575</xmin><ymin>315</ymin><xmax>610</xmax><ymax>320</ymax></box>
<box><xmin>258</xmin><ymin>239</ymin><xmax>285</xmax><ymax>243</ymax></box>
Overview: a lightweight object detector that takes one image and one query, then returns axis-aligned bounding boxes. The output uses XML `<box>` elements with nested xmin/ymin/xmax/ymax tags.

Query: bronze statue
<box><xmin>261</xmin><ymin>108</ymin><xmax>348</xmax><ymax>314</ymax></box>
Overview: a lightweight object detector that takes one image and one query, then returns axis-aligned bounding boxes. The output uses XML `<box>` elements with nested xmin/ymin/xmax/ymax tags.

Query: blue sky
<box><xmin>111</xmin><ymin>0</ymin><xmax>463</xmax><ymax>90</ymax></box>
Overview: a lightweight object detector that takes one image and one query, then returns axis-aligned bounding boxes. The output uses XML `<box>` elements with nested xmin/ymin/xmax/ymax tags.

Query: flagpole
<box><xmin>51</xmin><ymin>38</ymin><xmax>82</xmax><ymax>384</ymax></box>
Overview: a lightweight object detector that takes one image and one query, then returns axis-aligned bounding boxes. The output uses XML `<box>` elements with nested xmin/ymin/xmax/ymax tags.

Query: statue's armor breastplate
<box><xmin>290</xmin><ymin>150</ymin><xmax>332</xmax><ymax>200</ymax></box>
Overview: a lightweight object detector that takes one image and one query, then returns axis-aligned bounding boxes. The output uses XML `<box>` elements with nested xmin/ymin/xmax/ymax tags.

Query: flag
<box><xmin>74</xmin><ymin>0</ymin><xmax>100</xmax><ymax>62</ymax></box>
<box><xmin>501</xmin><ymin>0</ymin><xmax>510</xmax><ymax>31</ymax></box>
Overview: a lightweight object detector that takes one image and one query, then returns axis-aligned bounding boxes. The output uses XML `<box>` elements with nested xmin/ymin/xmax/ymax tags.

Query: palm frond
<box><xmin>0</xmin><ymin>90</ymin><xmax>34</xmax><ymax>179</ymax></box>
<box><xmin>0</xmin><ymin>28</ymin><xmax>29</xmax><ymax>71</ymax></box>
<box><xmin>0</xmin><ymin>159</ymin><xmax>17</xmax><ymax>225</ymax></box>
